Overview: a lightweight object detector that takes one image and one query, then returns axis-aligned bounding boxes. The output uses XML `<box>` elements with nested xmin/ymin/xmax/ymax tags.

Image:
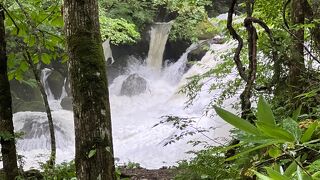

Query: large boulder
<box><xmin>47</xmin><ymin>71</ymin><xmax>65</xmax><ymax>99</ymax></box>
<box><xmin>120</xmin><ymin>74</ymin><xmax>147</xmax><ymax>96</ymax></box>
<box><xmin>60</xmin><ymin>97</ymin><xmax>73</xmax><ymax>111</ymax></box>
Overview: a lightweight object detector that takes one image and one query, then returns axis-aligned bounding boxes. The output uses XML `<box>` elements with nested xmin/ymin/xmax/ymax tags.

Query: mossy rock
<box><xmin>195</xmin><ymin>20</ymin><xmax>218</xmax><ymax>40</ymax></box>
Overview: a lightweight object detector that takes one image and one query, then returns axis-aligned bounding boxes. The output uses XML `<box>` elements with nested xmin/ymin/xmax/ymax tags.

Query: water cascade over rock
<box><xmin>13</xmin><ymin>24</ymin><xmax>235</xmax><ymax>169</ymax></box>
<box><xmin>102</xmin><ymin>39</ymin><xmax>114</xmax><ymax>65</ymax></box>
<box><xmin>146</xmin><ymin>22</ymin><xmax>173</xmax><ymax>70</ymax></box>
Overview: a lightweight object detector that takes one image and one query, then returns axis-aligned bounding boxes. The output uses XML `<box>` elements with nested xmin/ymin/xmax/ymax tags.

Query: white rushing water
<box><xmin>146</xmin><ymin>22</ymin><xmax>173</xmax><ymax>71</ymax></box>
<box><xmin>13</xmin><ymin>23</ymin><xmax>235</xmax><ymax>170</ymax></box>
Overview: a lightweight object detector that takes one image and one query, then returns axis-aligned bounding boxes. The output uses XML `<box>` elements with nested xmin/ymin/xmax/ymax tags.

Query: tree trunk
<box><xmin>0</xmin><ymin>8</ymin><xmax>19</xmax><ymax>180</ymax></box>
<box><xmin>14</xmin><ymin>0</ymin><xmax>56</xmax><ymax>167</ymax></box>
<box><xmin>289</xmin><ymin>0</ymin><xmax>305</xmax><ymax>90</ymax></box>
<box><xmin>63</xmin><ymin>0</ymin><xmax>115</xmax><ymax>179</ymax></box>
<box><xmin>25</xmin><ymin>51</ymin><xmax>56</xmax><ymax>167</ymax></box>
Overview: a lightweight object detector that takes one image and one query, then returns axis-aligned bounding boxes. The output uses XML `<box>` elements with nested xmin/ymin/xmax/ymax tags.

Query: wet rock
<box><xmin>60</xmin><ymin>97</ymin><xmax>73</xmax><ymax>111</ymax></box>
<box><xmin>47</xmin><ymin>71</ymin><xmax>65</xmax><ymax>99</ymax></box>
<box><xmin>120</xmin><ymin>74</ymin><xmax>147</xmax><ymax>96</ymax></box>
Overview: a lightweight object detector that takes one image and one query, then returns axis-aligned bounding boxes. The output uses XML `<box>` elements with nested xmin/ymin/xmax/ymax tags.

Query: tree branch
<box><xmin>227</xmin><ymin>0</ymin><xmax>248</xmax><ymax>82</ymax></box>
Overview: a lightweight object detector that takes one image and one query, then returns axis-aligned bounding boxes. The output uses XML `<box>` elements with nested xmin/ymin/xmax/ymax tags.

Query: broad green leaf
<box><xmin>41</xmin><ymin>53</ymin><xmax>51</xmax><ymax>64</ymax></box>
<box><xmin>20</xmin><ymin>61</ymin><xmax>29</xmax><ymax>72</ymax></box>
<box><xmin>257</xmin><ymin>96</ymin><xmax>275</xmax><ymax>126</ymax></box>
<box><xmin>292</xmin><ymin>105</ymin><xmax>302</xmax><ymax>121</ymax></box>
<box><xmin>301</xmin><ymin>122</ymin><xmax>317</xmax><ymax>143</ymax></box>
<box><xmin>88</xmin><ymin>149</ymin><xmax>96</xmax><ymax>158</ymax></box>
<box><xmin>254</xmin><ymin>171</ymin><xmax>273</xmax><ymax>180</ymax></box>
<box><xmin>265</xmin><ymin>167</ymin><xmax>290</xmax><ymax>180</ymax></box>
<box><xmin>214</xmin><ymin>106</ymin><xmax>260</xmax><ymax>135</ymax></box>
<box><xmin>297</xmin><ymin>166</ymin><xmax>303</xmax><ymax>180</ymax></box>
<box><xmin>256</xmin><ymin>122</ymin><xmax>295</xmax><ymax>142</ymax></box>
<box><xmin>284</xmin><ymin>157</ymin><xmax>299</xmax><ymax>176</ymax></box>
<box><xmin>282</xmin><ymin>118</ymin><xmax>301</xmax><ymax>141</ymax></box>
<box><xmin>226</xmin><ymin>141</ymin><xmax>277</xmax><ymax>161</ymax></box>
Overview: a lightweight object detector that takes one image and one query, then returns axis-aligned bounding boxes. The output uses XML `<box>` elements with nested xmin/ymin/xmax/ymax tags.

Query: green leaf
<box><xmin>265</xmin><ymin>167</ymin><xmax>290</xmax><ymax>180</ymax></box>
<box><xmin>41</xmin><ymin>53</ymin><xmax>51</xmax><ymax>64</ymax></box>
<box><xmin>284</xmin><ymin>157</ymin><xmax>299</xmax><ymax>176</ymax></box>
<box><xmin>254</xmin><ymin>171</ymin><xmax>273</xmax><ymax>180</ymax></box>
<box><xmin>257</xmin><ymin>96</ymin><xmax>275</xmax><ymax>126</ymax></box>
<box><xmin>292</xmin><ymin>105</ymin><xmax>302</xmax><ymax>121</ymax></box>
<box><xmin>20</xmin><ymin>61</ymin><xmax>29</xmax><ymax>72</ymax></box>
<box><xmin>214</xmin><ymin>106</ymin><xmax>260</xmax><ymax>135</ymax></box>
<box><xmin>88</xmin><ymin>149</ymin><xmax>96</xmax><ymax>158</ymax></box>
<box><xmin>301</xmin><ymin>122</ymin><xmax>317</xmax><ymax>143</ymax></box>
<box><xmin>256</xmin><ymin>122</ymin><xmax>295</xmax><ymax>142</ymax></box>
<box><xmin>226</xmin><ymin>141</ymin><xmax>277</xmax><ymax>161</ymax></box>
<box><xmin>268</xmin><ymin>147</ymin><xmax>282</xmax><ymax>158</ymax></box>
<box><xmin>282</xmin><ymin>118</ymin><xmax>301</xmax><ymax>141</ymax></box>
<box><xmin>297</xmin><ymin>166</ymin><xmax>303</xmax><ymax>180</ymax></box>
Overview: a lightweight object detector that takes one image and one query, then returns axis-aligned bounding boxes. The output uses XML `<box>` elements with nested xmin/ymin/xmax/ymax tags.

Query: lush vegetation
<box><xmin>1</xmin><ymin>0</ymin><xmax>320</xmax><ymax>179</ymax></box>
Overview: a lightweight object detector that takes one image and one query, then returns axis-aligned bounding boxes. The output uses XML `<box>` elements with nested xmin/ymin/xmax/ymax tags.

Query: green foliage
<box><xmin>214</xmin><ymin>96</ymin><xmax>320</xmax><ymax>179</ymax></box>
<box><xmin>3</xmin><ymin>0</ymin><xmax>64</xmax><ymax>80</ymax></box>
<box><xmin>175</xmin><ymin>147</ymin><xmax>240</xmax><ymax>180</ymax></box>
<box><xmin>41</xmin><ymin>160</ymin><xmax>76</xmax><ymax>180</ymax></box>
<box><xmin>102</xmin><ymin>0</ymin><xmax>155</xmax><ymax>29</ymax></box>
<box><xmin>126</xmin><ymin>161</ymin><xmax>141</xmax><ymax>169</ymax></box>
<box><xmin>102</xmin><ymin>0</ymin><xmax>213</xmax><ymax>42</ymax></box>
<box><xmin>99</xmin><ymin>17</ymin><xmax>141</xmax><ymax>44</ymax></box>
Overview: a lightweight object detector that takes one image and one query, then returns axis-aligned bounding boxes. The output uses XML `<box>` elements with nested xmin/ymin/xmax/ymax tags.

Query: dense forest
<box><xmin>0</xmin><ymin>0</ymin><xmax>320</xmax><ymax>179</ymax></box>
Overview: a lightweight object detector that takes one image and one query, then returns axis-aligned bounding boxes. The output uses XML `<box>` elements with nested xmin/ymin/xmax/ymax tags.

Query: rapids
<box><xmin>13</xmin><ymin>21</ymin><xmax>234</xmax><ymax>170</ymax></box>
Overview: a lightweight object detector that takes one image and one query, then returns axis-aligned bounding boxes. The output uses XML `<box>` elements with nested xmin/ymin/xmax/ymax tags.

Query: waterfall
<box><xmin>40</xmin><ymin>68</ymin><xmax>55</xmax><ymax>100</ymax></box>
<box><xmin>14</xmin><ymin>37</ymin><xmax>235</xmax><ymax>170</ymax></box>
<box><xmin>163</xmin><ymin>41</ymin><xmax>207</xmax><ymax>83</ymax></box>
<box><xmin>102</xmin><ymin>39</ymin><xmax>114</xmax><ymax>65</ymax></box>
<box><xmin>59</xmin><ymin>78</ymin><xmax>68</xmax><ymax>100</ymax></box>
<box><xmin>146</xmin><ymin>22</ymin><xmax>173</xmax><ymax>70</ymax></box>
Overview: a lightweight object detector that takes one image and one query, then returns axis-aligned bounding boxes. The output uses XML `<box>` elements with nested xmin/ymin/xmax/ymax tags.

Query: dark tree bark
<box><xmin>227</xmin><ymin>0</ymin><xmax>258</xmax><ymax>120</ymax></box>
<box><xmin>63</xmin><ymin>0</ymin><xmax>115</xmax><ymax>179</ymax></box>
<box><xmin>0</xmin><ymin>7</ymin><xmax>19</xmax><ymax>180</ymax></box>
<box><xmin>289</xmin><ymin>0</ymin><xmax>305</xmax><ymax>90</ymax></box>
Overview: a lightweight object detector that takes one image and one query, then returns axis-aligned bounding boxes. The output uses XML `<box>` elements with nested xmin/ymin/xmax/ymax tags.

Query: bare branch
<box><xmin>227</xmin><ymin>0</ymin><xmax>248</xmax><ymax>81</ymax></box>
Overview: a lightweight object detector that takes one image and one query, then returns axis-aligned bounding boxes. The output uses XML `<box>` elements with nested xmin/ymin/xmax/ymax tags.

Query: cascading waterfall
<box><xmin>146</xmin><ymin>22</ymin><xmax>173</xmax><ymax>70</ymax></box>
<box><xmin>40</xmin><ymin>68</ymin><xmax>55</xmax><ymax>100</ymax></box>
<box><xmin>13</xmin><ymin>27</ymin><xmax>235</xmax><ymax>169</ymax></box>
<box><xmin>102</xmin><ymin>39</ymin><xmax>114</xmax><ymax>65</ymax></box>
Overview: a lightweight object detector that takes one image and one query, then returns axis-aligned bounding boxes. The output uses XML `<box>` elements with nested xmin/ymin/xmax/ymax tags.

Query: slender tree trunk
<box><xmin>63</xmin><ymin>0</ymin><xmax>115</xmax><ymax>179</ymax></box>
<box><xmin>289</xmin><ymin>0</ymin><xmax>305</xmax><ymax>90</ymax></box>
<box><xmin>240</xmin><ymin>0</ymin><xmax>257</xmax><ymax>120</ymax></box>
<box><xmin>0</xmin><ymin>7</ymin><xmax>19</xmax><ymax>180</ymax></box>
<box><xmin>25</xmin><ymin>52</ymin><xmax>56</xmax><ymax>167</ymax></box>
<box><xmin>14</xmin><ymin>0</ymin><xmax>57</xmax><ymax>167</ymax></box>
